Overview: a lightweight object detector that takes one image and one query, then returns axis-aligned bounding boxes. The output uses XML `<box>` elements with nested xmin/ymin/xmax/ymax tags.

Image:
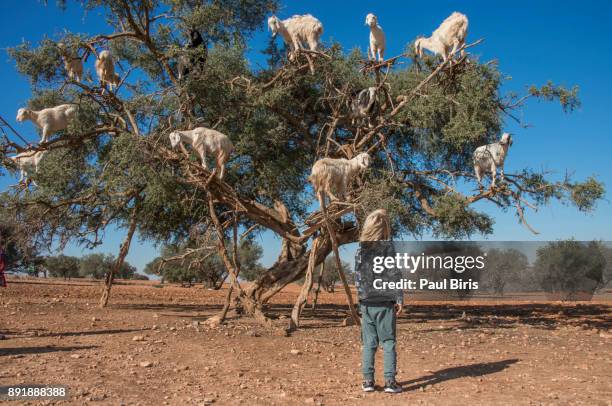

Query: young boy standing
<box><xmin>355</xmin><ymin>209</ymin><xmax>403</xmax><ymax>394</ymax></box>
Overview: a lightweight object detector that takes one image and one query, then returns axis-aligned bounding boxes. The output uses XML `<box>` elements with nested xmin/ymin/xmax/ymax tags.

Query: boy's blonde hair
<box><xmin>359</xmin><ymin>209</ymin><xmax>391</xmax><ymax>242</ymax></box>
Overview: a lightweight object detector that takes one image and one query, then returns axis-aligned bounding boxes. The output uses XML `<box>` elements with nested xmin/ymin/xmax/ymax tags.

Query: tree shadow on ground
<box><xmin>401</xmin><ymin>304</ymin><xmax>611</xmax><ymax>330</ymax></box>
<box><xmin>113</xmin><ymin>303</ymin><xmax>223</xmax><ymax>313</ymax></box>
<box><xmin>7</xmin><ymin>279</ymin><xmax>100</xmax><ymax>287</ymax></box>
<box><xmin>0</xmin><ymin>345</ymin><xmax>98</xmax><ymax>357</ymax></box>
<box><xmin>40</xmin><ymin>328</ymin><xmax>146</xmax><ymax>338</ymax></box>
<box><xmin>1</xmin><ymin>328</ymin><xmax>146</xmax><ymax>339</ymax></box>
<box><xmin>399</xmin><ymin>359</ymin><xmax>519</xmax><ymax>391</ymax></box>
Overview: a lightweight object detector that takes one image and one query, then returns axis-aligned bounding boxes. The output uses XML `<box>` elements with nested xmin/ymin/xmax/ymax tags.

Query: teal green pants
<box><xmin>360</xmin><ymin>303</ymin><xmax>397</xmax><ymax>381</ymax></box>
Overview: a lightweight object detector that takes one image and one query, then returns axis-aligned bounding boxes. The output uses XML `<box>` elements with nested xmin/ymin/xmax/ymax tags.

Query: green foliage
<box><xmin>431</xmin><ymin>193</ymin><xmax>493</xmax><ymax>238</ymax></box>
<box><xmin>45</xmin><ymin>254</ymin><xmax>80</xmax><ymax>279</ymax></box>
<box><xmin>481</xmin><ymin>248</ymin><xmax>529</xmax><ymax>295</ymax></box>
<box><xmin>234</xmin><ymin>240</ymin><xmax>266</xmax><ymax>281</ymax></box>
<box><xmin>535</xmin><ymin>240</ymin><xmax>606</xmax><ymax>299</ymax></box>
<box><xmin>570</xmin><ymin>177</ymin><xmax>605</xmax><ymax>212</ymax></box>
<box><xmin>145</xmin><ymin>239</ymin><xmax>264</xmax><ymax>286</ymax></box>
<box><xmin>529</xmin><ymin>81</ymin><xmax>581</xmax><ymax>113</ymax></box>
<box><xmin>317</xmin><ymin>256</ymin><xmax>351</xmax><ymax>292</ymax></box>
<box><xmin>78</xmin><ymin>252</ymin><xmax>137</xmax><ymax>279</ymax></box>
<box><xmin>79</xmin><ymin>253</ymin><xmax>113</xmax><ymax>279</ymax></box>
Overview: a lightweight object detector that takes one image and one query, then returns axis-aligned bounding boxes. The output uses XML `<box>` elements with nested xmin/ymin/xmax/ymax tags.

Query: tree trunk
<box><xmin>245</xmin><ymin>223</ymin><xmax>358</xmax><ymax>308</ymax></box>
<box><xmin>324</xmin><ymin>218</ymin><xmax>360</xmax><ymax>326</ymax></box>
<box><xmin>289</xmin><ymin>237</ymin><xmax>322</xmax><ymax>331</ymax></box>
<box><xmin>99</xmin><ymin>203</ymin><xmax>139</xmax><ymax>308</ymax></box>
<box><xmin>311</xmin><ymin>261</ymin><xmax>325</xmax><ymax>314</ymax></box>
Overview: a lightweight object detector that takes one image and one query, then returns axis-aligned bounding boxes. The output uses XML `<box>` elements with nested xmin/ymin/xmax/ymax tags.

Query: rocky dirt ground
<box><xmin>0</xmin><ymin>277</ymin><xmax>611</xmax><ymax>405</ymax></box>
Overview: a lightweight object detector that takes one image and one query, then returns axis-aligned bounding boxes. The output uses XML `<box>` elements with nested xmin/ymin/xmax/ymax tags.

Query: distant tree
<box><xmin>535</xmin><ymin>240</ymin><xmax>606</xmax><ymax>300</ymax></box>
<box><xmin>482</xmin><ymin>248</ymin><xmax>529</xmax><ymax>295</ymax></box>
<box><xmin>79</xmin><ymin>253</ymin><xmax>114</xmax><ymax>279</ymax></box>
<box><xmin>599</xmin><ymin>245</ymin><xmax>612</xmax><ymax>289</ymax></box>
<box><xmin>0</xmin><ymin>216</ymin><xmax>39</xmax><ymax>272</ymax></box>
<box><xmin>79</xmin><ymin>252</ymin><xmax>137</xmax><ymax>280</ymax></box>
<box><xmin>145</xmin><ymin>240</ymin><xmax>264</xmax><ymax>287</ymax></box>
<box><xmin>318</xmin><ymin>256</ymin><xmax>351</xmax><ymax>293</ymax></box>
<box><xmin>131</xmin><ymin>273</ymin><xmax>149</xmax><ymax>281</ymax></box>
<box><xmin>235</xmin><ymin>241</ymin><xmax>266</xmax><ymax>282</ymax></box>
<box><xmin>116</xmin><ymin>260</ymin><xmax>137</xmax><ymax>279</ymax></box>
<box><xmin>45</xmin><ymin>255</ymin><xmax>80</xmax><ymax>279</ymax></box>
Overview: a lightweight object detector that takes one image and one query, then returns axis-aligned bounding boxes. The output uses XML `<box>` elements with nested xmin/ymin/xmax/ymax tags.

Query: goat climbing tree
<box><xmin>0</xmin><ymin>0</ymin><xmax>604</xmax><ymax>326</ymax></box>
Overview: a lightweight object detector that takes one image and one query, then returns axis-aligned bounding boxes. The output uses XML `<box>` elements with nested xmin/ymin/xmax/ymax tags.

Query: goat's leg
<box><xmin>41</xmin><ymin>127</ymin><xmax>50</xmax><ymax>144</ymax></box>
<box><xmin>449</xmin><ymin>40</ymin><xmax>460</xmax><ymax>59</ymax></box>
<box><xmin>474</xmin><ymin>165</ymin><xmax>483</xmax><ymax>190</ymax></box>
<box><xmin>307</xmin><ymin>36</ymin><xmax>318</xmax><ymax>51</ymax></box>
<box><xmin>200</xmin><ymin>152</ymin><xmax>209</xmax><ymax>171</ymax></box>
<box><xmin>326</xmin><ymin>188</ymin><xmax>340</xmax><ymax>202</ymax></box>
<box><xmin>499</xmin><ymin>167</ymin><xmax>505</xmax><ymax>183</ymax></box>
<box><xmin>490</xmin><ymin>163</ymin><xmax>497</xmax><ymax>189</ymax></box>
<box><xmin>378</xmin><ymin>49</ymin><xmax>384</xmax><ymax>62</ymax></box>
<box><xmin>216</xmin><ymin>157</ymin><xmax>225</xmax><ymax>180</ymax></box>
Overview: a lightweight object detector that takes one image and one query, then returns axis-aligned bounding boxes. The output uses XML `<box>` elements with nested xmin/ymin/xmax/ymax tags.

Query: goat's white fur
<box><xmin>16</xmin><ymin>104</ymin><xmax>77</xmax><ymax>143</ymax></box>
<box><xmin>10</xmin><ymin>150</ymin><xmax>47</xmax><ymax>184</ymax></box>
<box><xmin>415</xmin><ymin>12</ymin><xmax>468</xmax><ymax>62</ymax></box>
<box><xmin>62</xmin><ymin>54</ymin><xmax>83</xmax><ymax>82</ymax></box>
<box><xmin>169</xmin><ymin>127</ymin><xmax>233</xmax><ymax>179</ymax></box>
<box><xmin>473</xmin><ymin>133</ymin><xmax>513</xmax><ymax>189</ymax></box>
<box><xmin>95</xmin><ymin>50</ymin><xmax>120</xmax><ymax>91</ymax></box>
<box><xmin>308</xmin><ymin>153</ymin><xmax>371</xmax><ymax>206</ymax></box>
<box><xmin>365</xmin><ymin>13</ymin><xmax>385</xmax><ymax>62</ymax></box>
<box><xmin>268</xmin><ymin>14</ymin><xmax>324</xmax><ymax>52</ymax></box>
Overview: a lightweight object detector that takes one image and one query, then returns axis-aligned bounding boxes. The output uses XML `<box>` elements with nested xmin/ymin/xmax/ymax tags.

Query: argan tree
<box><xmin>0</xmin><ymin>1</ymin><xmax>604</xmax><ymax>327</ymax></box>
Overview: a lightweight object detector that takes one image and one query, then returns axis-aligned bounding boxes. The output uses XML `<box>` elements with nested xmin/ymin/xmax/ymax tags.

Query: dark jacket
<box><xmin>355</xmin><ymin>241</ymin><xmax>404</xmax><ymax>306</ymax></box>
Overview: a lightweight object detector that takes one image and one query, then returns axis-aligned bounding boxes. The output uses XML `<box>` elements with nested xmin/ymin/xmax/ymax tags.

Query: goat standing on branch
<box><xmin>59</xmin><ymin>44</ymin><xmax>83</xmax><ymax>83</ymax></box>
<box><xmin>415</xmin><ymin>12</ymin><xmax>468</xmax><ymax>62</ymax></box>
<box><xmin>365</xmin><ymin>13</ymin><xmax>386</xmax><ymax>62</ymax></box>
<box><xmin>309</xmin><ymin>153</ymin><xmax>371</xmax><ymax>207</ymax></box>
<box><xmin>473</xmin><ymin>132</ymin><xmax>513</xmax><ymax>189</ymax></box>
<box><xmin>95</xmin><ymin>50</ymin><xmax>120</xmax><ymax>91</ymax></box>
<box><xmin>16</xmin><ymin>104</ymin><xmax>76</xmax><ymax>143</ymax></box>
<box><xmin>268</xmin><ymin>14</ymin><xmax>324</xmax><ymax>52</ymax></box>
<box><xmin>169</xmin><ymin>127</ymin><xmax>233</xmax><ymax>179</ymax></box>
<box><xmin>10</xmin><ymin>150</ymin><xmax>47</xmax><ymax>185</ymax></box>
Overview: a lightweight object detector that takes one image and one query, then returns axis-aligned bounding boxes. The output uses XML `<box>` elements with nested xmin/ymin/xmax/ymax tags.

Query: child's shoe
<box><xmin>384</xmin><ymin>379</ymin><xmax>402</xmax><ymax>393</ymax></box>
<box><xmin>361</xmin><ymin>380</ymin><xmax>375</xmax><ymax>392</ymax></box>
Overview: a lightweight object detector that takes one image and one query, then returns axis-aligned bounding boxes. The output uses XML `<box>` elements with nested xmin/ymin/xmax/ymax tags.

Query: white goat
<box><xmin>10</xmin><ymin>150</ymin><xmax>47</xmax><ymax>185</ymax></box>
<box><xmin>61</xmin><ymin>54</ymin><xmax>83</xmax><ymax>82</ymax></box>
<box><xmin>415</xmin><ymin>12</ymin><xmax>468</xmax><ymax>62</ymax></box>
<box><xmin>365</xmin><ymin>13</ymin><xmax>386</xmax><ymax>62</ymax></box>
<box><xmin>16</xmin><ymin>104</ymin><xmax>77</xmax><ymax>143</ymax></box>
<box><xmin>267</xmin><ymin>14</ymin><xmax>324</xmax><ymax>52</ymax></box>
<box><xmin>308</xmin><ymin>153</ymin><xmax>371</xmax><ymax>206</ymax></box>
<box><xmin>473</xmin><ymin>133</ymin><xmax>513</xmax><ymax>189</ymax></box>
<box><xmin>168</xmin><ymin>127</ymin><xmax>233</xmax><ymax>179</ymax></box>
<box><xmin>95</xmin><ymin>50</ymin><xmax>120</xmax><ymax>91</ymax></box>
<box><xmin>58</xmin><ymin>43</ymin><xmax>83</xmax><ymax>82</ymax></box>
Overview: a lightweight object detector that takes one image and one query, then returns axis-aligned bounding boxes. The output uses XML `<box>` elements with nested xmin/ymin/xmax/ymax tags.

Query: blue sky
<box><xmin>1</xmin><ymin>1</ymin><xmax>611</xmax><ymax>273</ymax></box>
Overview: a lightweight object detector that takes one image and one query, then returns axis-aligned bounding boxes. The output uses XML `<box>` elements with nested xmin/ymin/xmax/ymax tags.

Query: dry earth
<box><xmin>0</xmin><ymin>277</ymin><xmax>611</xmax><ymax>405</ymax></box>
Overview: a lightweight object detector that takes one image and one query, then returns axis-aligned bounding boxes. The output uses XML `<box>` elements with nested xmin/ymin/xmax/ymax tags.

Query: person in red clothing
<box><xmin>0</xmin><ymin>244</ymin><xmax>7</xmax><ymax>287</ymax></box>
